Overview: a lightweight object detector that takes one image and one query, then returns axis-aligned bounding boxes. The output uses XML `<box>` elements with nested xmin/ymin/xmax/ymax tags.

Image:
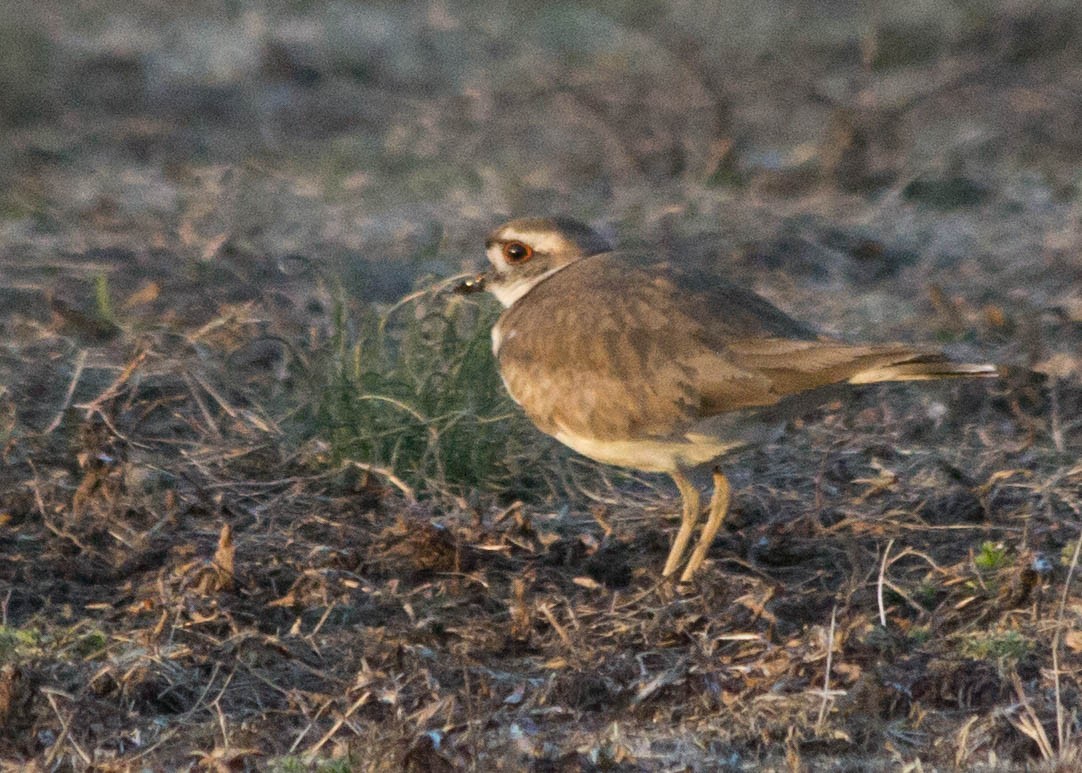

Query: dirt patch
<box><xmin>2</xmin><ymin>1</ymin><xmax>1082</xmax><ymax>770</ymax></box>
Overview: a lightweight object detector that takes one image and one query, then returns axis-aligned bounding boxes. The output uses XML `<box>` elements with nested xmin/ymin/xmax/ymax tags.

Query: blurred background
<box><xmin>2</xmin><ymin>3</ymin><xmax>1082</xmax><ymax>768</ymax></box>
<box><xmin>2</xmin><ymin>0</ymin><xmax>1081</xmax><ymax>325</ymax></box>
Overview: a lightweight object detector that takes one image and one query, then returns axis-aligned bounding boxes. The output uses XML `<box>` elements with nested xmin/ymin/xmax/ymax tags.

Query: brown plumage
<box><xmin>460</xmin><ymin>217</ymin><xmax>998</xmax><ymax>582</ymax></box>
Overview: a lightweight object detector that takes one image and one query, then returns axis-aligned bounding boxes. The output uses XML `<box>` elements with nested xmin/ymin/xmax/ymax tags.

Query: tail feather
<box><xmin>848</xmin><ymin>359</ymin><xmax>999</xmax><ymax>385</ymax></box>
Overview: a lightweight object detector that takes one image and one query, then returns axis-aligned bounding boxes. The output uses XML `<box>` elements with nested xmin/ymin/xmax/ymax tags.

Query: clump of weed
<box><xmin>0</xmin><ymin>625</ymin><xmax>40</xmax><ymax>662</ymax></box>
<box><xmin>298</xmin><ymin>279</ymin><xmax>570</xmax><ymax>499</ymax></box>
<box><xmin>974</xmin><ymin>541</ymin><xmax>1010</xmax><ymax>572</ymax></box>
<box><xmin>907</xmin><ymin>625</ymin><xmax>933</xmax><ymax>646</ymax></box>
<box><xmin>960</xmin><ymin>629</ymin><xmax>1032</xmax><ymax>663</ymax></box>
<box><xmin>269</xmin><ymin>756</ymin><xmax>355</xmax><ymax>773</ymax></box>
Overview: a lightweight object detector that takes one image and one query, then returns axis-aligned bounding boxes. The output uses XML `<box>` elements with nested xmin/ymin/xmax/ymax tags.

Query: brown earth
<box><xmin>1</xmin><ymin>1</ymin><xmax>1081</xmax><ymax>770</ymax></box>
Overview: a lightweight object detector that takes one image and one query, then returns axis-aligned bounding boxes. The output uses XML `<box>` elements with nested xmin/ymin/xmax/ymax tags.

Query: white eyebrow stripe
<box><xmin>493</xmin><ymin>229</ymin><xmax>570</xmax><ymax>255</ymax></box>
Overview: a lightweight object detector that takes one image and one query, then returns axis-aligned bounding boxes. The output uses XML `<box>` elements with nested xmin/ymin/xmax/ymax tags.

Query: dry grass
<box><xmin>0</xmin><ymin>280</ymin><xmax>1079</xmax><ymax>770</ymax></box>
<box><xmin>2</xmin><ymin>1</ymin><xmax>1082</xmax><ymax>770</ymax></box>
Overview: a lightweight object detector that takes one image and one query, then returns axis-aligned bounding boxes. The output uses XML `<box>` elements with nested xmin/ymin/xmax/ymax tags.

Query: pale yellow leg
<box><xmin>679</xmin><ymin>470</ymin><xmax>731</xmax><ymax>583</ymax></box>
<box><xmin>662</xmin><ymin>470</ymin><xmax>701</xmax><ymax>577</ymax></box>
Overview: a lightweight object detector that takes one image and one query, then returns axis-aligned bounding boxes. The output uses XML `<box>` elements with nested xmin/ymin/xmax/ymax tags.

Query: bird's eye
<box><xmin>502</xmin><ymin>241</ymin><xmax>533</xmax><ymax>263</ymax></box>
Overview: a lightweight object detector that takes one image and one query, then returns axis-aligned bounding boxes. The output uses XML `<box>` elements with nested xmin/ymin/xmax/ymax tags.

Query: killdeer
<box><xmin>458</xmin><ymin>217</ymin><xmax>997</xmax><ymax>583</ymax></box>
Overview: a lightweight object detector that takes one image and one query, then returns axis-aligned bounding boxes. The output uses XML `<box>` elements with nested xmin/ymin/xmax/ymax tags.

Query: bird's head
<box><xmin>456</xmin><ymin>217</ymin><xmax>612</xmax><ymax>307</ymax></box>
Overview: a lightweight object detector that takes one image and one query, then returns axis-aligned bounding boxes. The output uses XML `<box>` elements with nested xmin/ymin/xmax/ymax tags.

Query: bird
<box><xmin>457</xmin><ymin>217</ymin><xmax>998</xmax><ymax>583</ymax></box>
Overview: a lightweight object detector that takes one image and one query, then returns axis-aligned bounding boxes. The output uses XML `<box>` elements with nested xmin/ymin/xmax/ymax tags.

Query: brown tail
<box><xmin>847</xmin><ymin>357</ymin><xmax>999</xmax><ymax>385</ymax></box>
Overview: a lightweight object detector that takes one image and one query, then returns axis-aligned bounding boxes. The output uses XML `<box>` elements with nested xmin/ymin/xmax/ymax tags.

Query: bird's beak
<box><xmin>454</xmin><ymin>273</ymin><xmax>487</xmax><ymax>294</ymax></box>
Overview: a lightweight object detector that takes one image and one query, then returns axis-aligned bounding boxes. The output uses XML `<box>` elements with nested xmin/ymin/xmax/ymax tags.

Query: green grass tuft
<box><xmin>974</xmin><ymin>541</ymin><xmax>1010</xmax><ymax>572</ymax></box>
<box><xmin>0</xmin><ymin>625</ymin><xmax>40</xmax><ymax>662</ymax></box>
<box><xmin>960</xmin><ymin>629</ymin><xmax>1032</xmax><ymax>662</ymax></box>
<box><xmin>269</xmin><ymin>755</ymin><xmax>355</xmax><ymax>773</ymax></box>
<box><xmin>94</xmin><ymin>272</ymin><xmax>117</xmax><ymax>324</ymax></box>
<box><xmin>299</xmin><ymin>279</ymin><xmax>570</xmax><ymax>499</ymax></box>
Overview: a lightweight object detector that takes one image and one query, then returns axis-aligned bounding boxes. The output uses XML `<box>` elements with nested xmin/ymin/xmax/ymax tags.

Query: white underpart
<box><xmin>552</xmin><ymin>426</ymin><xmax>743</xmax><ymax>474</ymax></box>
<box><xmin>490</xmin><ymin>323</ymin><xmax>516</xmax><ymax>356</ymax></box>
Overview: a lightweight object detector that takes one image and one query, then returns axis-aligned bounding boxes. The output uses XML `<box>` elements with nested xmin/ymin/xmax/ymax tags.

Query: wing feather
<box><xmin>494</xmin><ymin>252</ymin><xmax>964</xmax><ymax>443</ymax></box>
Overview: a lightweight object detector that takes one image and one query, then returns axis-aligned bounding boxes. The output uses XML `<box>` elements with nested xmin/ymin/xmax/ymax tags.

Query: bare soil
<box><xmin>1</xmin><ymin>1</ymin><xmax>1081</xmax><ymax>770</ymax></box>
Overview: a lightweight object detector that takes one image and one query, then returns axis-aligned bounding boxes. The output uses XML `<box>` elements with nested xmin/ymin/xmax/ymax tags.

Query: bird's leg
<box><xmin>680</xmin><ymin>469</ymin><xmax>730</xmax><ymax>582</ymax></box>
<box><xmin>662</xmin><ymin>470</ymin><xmax>701</xmax><ymax>577</ymax></box>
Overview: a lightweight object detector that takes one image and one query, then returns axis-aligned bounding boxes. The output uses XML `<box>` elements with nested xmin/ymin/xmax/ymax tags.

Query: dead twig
<box><xmin>1053</xmin><ymin>512</ymin><xmax>1082</xmax><ymax>754</ymax></box>
<box><xmin>183</xmin><ymin>370</ymin><xmax>223</xmax><ymax>439</ymax></box>
<box><xmin>1006</xmin><ymin>673</ymin><xmax>1054</xmax><ymax>760</ymax></box>
<box><xmin>345</xmin><ymin>460</ymin><xmax>417</xmax><ymax>502</ymax></box>
<box><xmin>42</xmin><ymin>348</ymin><xmax>87</xmax><ymax>435</ymax></box>
<box><xmin>74</xmin><ymin>348</ymin><xmax>149</xmax><ymax>413</ymax></box>
<box><xmin>878</xmin><ymin>538</ymin><xmax>894</xmax><ymax>628</ymax></box>
<box><xmin>42</xmin><ymin>688</ymin><xmax>92</xmax><ymax>768</ymax></box>
<box><xmin>1049</xmin><ymin>378</ymin><xmax>1064</xmax><ymax>453</ymax></box>
<box><xmin>538</xmin><ymin>603</ymin><xmax>574</xmax><ymax>649</ymax></box>
<box><xmin>304</xmin><ymin>691</ymin><xmax>372</xmax><ymax>760</ymax></box>
<box><xmin>815</xmin><ymin>604</ymin><xmax>838</xmax><ymax>733</ymax></box>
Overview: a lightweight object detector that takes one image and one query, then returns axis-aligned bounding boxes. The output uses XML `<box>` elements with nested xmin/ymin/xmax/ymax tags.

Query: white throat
<box><xmin>488</xmin><ymin>265</ymin><xmax>568</xmax><ymax>308</ymax></box>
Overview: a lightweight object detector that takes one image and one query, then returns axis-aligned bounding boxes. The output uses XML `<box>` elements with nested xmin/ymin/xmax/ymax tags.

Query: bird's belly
<box><xmin>552</xmin><ymin>427</ymin><xmax>742</xmax><ymax>473</ymax></box>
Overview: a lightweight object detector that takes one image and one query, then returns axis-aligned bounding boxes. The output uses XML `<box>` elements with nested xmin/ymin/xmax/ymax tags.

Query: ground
<box><xmin>1</xmin><ymin>1</ymin><xmax>1082</xmax><ymax>770</ymax></box>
